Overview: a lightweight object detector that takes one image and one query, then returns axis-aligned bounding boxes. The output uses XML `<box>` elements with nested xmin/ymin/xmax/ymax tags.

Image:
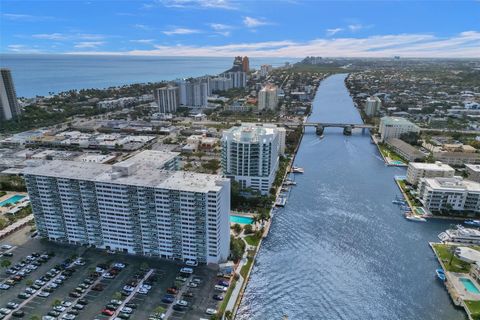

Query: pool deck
<box><xmin>0</xmin><ymin>192</ymin><xmax>28</xmax><ymax>214</ymax></box>
<box><xmin>429</xmin><ymin>242</ymin><xmax>479</xmax><ymax>320</ymax></box>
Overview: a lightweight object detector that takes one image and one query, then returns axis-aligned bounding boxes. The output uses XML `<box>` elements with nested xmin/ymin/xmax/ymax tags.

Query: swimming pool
<box><xmin>0</xmin><ymin>195</ymin><xmax>26</xmax><ymax>207</ymax></box>
<box><xmin>460</xmin><ymin>278</ymin><xmax>480</xmax><ymax>294</ymax></box>
<box><xmin>230</xmin><ymin>215</ymin><xmax>254</xmax><ymax>224</ymax></box>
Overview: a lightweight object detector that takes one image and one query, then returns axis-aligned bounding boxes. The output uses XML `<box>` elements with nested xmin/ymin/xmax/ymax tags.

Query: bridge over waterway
<box><xmin>284</xmin><ymin>122</ymin><xmax>375</xmax><ymax>135</ymax></box>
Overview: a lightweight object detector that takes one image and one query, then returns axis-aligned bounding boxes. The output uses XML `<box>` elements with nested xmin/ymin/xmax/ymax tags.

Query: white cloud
<box><xmin>31</xmin><ymin>33</ymin><xmax>105</xmax><ymax>41</ymax></box>
<box><xmin>74</xmin><ymin>41</ymin><xmax>104</xmax><ymax>49</ymax></box>
<box><xmin>66</xmin><ymin>31</ymin><xmax>480</xmax><ymax>58</ymax></box>
<box><xmin>162</xmin><ymin>28</ymin><xmax>201</xmax><ymax>35</ymax></box>
<box><xmin>326</xmin><ymin>28</ymin><xmax>343</xmax><ymax>36</ymax></box>
<box><xmin>2</xmin><ymin>13</ymin><xmax>54</xmax><ymax>22</ymax></box>
<box><xmin>130</xmin><ymin>39</ymin><xmax>155</xmax><ymax>44</ymax></box>
<box><xmin>154</xmin><ymin>0</ymin><xmax>237</xmax><ymax>10</ymax></box>
<box><xmin>7</xmin><ymin>44</ymin><xmax>42</xmax><ymax>53</ymax></box>
<box><xmin>243</xmin><ymin>16</ymin><xmax>270</xmax><ymax>28</ymax></box>
<box><xmin>348</xmin><ymin>24</ymin><xmax>372</xmax><ymax>32</ymax></box>
<box><xmin>209</xmin><ymin>23</ymin><xmax>232</xmax><ymax>31</ymax></box>
<box><xmin>133</xmin><ymin>24</ymin><xmax>152</xmax><ymax>31</ymax></box>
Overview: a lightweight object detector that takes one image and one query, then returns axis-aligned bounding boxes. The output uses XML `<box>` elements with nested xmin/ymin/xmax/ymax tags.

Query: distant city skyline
<box><xmin>1</xmin><ymin>0</ymin><xmax>479</xmax><ymax>58</ymax></box>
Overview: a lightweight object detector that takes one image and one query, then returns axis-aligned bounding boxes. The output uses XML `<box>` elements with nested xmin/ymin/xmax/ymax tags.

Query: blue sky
<box><xmin>1</xmin><ymin>0</ymin><xmax>479</xmax><ymax>57</ymax></box>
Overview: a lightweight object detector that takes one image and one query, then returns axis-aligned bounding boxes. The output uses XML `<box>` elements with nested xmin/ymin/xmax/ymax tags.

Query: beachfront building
<box><xmin>417</xmin><ymin>176</ymin><xmax>480</xmax><ymax>213</ymax></box>
<box><xmin>365</xmin><ymin>96</ymin><xmax>381</xmax><ymax>117</ymax></box>
<box><xmin>406</xmin><ymin>161</ymin><xmax>455</xmax><ymax>185</ymax></box>
<box><xmin>466</xmin><ymin>164</ymin><xmax>480</xmax><ymax>183</ymax></box>
<box><xmin>23</xmin><ymin>150</ymin><xmax>230</xmax><ymax>264</ymax></box>
<box><xmin>379</xmin><ymin>117</ymin><xmax>420</xmax><ymax>142</ymax></box>
<box><xmin>0</xmin><ymin>68</ymin><xmax>21</xmax><ymax>121</ymax></box>
<box><xmin>154</xmin><ymin>86</ymin><xmax>179</xmax><ymax>114</ymax></box>
<box><xmin>258</xmin><ymin>84</ymin><xmax>279</xmax><ymax>111</ymax></box>
<box><xmin>221</xmin><ymin>125</ymin><xmax>281</xmax><ymax>195</ymax></box>
<box><xmin>209</xmin><ymin>77</ymin><xmax>233</xmax><ymax>92</ymax></box>
<box><xmin>222</xmin><ymin>71</ymin><xmax>247</xmax><ymax>88</ymax></box>
<box><xmin>178</xmin><ymin>79</ymin><xmax>209</xmax><ymax>108</ymax></box>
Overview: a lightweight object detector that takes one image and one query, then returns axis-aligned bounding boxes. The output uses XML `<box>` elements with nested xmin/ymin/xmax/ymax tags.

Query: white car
<box><xmin>53</xmin><ymin>306</ymin><xmax>66</xmax><ymax>312</ymax></box>
<box><xmin>188</xmin><ymin>282</ymin><xmax>198</xmax><ymax>288</ymax></box>
<box><xmin>110</xmin><ymin>300</ymin><xmax>123</xmax><ymax>306</ymax></box>
<box><xmin>176</xmin><ymin>300</ymin><xmax>188</xmax><ymax>307</ymax></box>
<box><xmin>35</xmin><ymin>280</ymin><xmax>46</xmax><ymax>286</ymax></box>
<box><xmin>140</xmin><ymin>284</ymin><xmax>151</xmax><ymax>290</ymax></box>
<box><xmin>103</xmin><ymin>273</ymin><xmax>115</xmax><ymax>279</ymax></box>
<box><xmin>43</xmin><ymin>316</ymin><xmax>56</xmax><ymax>320</ymax></box>
<box><xmin>74</xmin><ymin>259</ymin><xmax>86</xmax><ymax>266</ymax></box>
<box><xmin>0</xmin><ymin>308</ymin><xmax>11</xmax><ymax>315</ymax></box>
<box><xmin>120</xmin><ymin>307</ymin><xmax>133</xmax><ymax>314</ymax></box>
<box><xmin>61</xmin><ymin>301</ymin><xmax>73</xmax><ymax>307</ymax></box>
<box><xmin>62</xmin><ymin>314</ymin><xmax>76</xmax><ymax>320</ymax></box>
<box><xmin>0</xmin><ymin>244</ymin><xmax>13</xmax><ymax>250</ymax></box>
<box><xmin>137</xmin><ymin>287</ymin><xmax>149</xmax><ymax>294</ymax></box>
<box><xmin>180</xmin><ymin>267</ymin><xmax>193</xmax><ymax>274</ymax></box>
<box><xmin>123</xmin><ymin>285</ymin><xmax>134</xmax><ymax>292</ymax></box>
<box><xmin>0</xmin><ymin>284</ymin><xmax>10</xmax><ymax>290</ymax></box>
<box><xmin>38</xmin><ymin>291</ymin><xmax>50</xmax><ymax>297</ymax></box>
<box><xmin>185</xmin><ymin>260</ymin><xmax>198</xmax><ymax>267</ymax></box>
<box><xmin>206</xmin><ymin>308</ymin><xmax>217</xmax><ymax>315</ymax></box>
<box><xmin>114</xmin><ymin>262</ymin><xmax>126</xmax><ymax>269</ymax></box>
<box><xmin>214</xmin><ymin>285</ymin><xmax>227</xmax><ymax>292</ymax></box>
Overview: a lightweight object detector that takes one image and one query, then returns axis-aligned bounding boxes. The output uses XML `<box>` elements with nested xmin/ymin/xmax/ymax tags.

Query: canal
<box><xmin>236</xmin><ymin>74</ymin><xmax>466</xmax><ymax>320</ymax></box>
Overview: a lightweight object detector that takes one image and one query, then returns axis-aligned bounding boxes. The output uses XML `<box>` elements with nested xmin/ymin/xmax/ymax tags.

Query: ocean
<box><xmin>0</xmin><ymin>54</ymin><xmax>297</xmax><ymax>98</ymax></box>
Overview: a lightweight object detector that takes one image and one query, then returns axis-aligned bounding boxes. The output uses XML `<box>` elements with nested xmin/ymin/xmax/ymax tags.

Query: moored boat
<box><xmin>405</xmin><ymin>213</ymin><xmax>427</xmax><ymax>222</ymax></box>
<box><xmin>291</xmin><ymin>166</ymin><xmax>304</xmax><ymax>174</ymax></box>
<box><xmin>465</xmin><ymin>220</ymin><xmax>480</xmax><ymax>227</ymax></box>
<box><xmin>436</xmin><ymin>268</ymin><xmax>446</xmax><ymax>281</ymax></box>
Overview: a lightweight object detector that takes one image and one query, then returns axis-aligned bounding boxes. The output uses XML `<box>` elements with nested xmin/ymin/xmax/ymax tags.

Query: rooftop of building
<box><xmin>422</xmin><ymin>176</ymin><xmax>480</xmax><ymax>192</ymax></box>
<box><xmin>23</xmin><ymin>150</ymin><xmax>226</xmax><ymax>192</ymax></box>
<box><xmin>466</xmin><ymin>164</ymin><xmax>480</xmax><ymax>172</ymax></box>
<box><xmin>381</xmin><ymin>116</ymin><xmax>418</xmax><ymax>126</ymax></box>
<box><xmin>222</xmin><ymin>125</ymin><xmax>278</xmax><ymax>143</ymax></box>
<box><xmin>409</xmin><ymin>161</ymin><xmax>454</xmax><ymax>171</ymax></box>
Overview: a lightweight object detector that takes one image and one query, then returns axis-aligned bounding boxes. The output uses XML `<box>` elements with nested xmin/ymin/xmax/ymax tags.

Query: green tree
<box><xmin>113</xmin><ymin>291</ymin><xmax>123</xmax><ymax>300</ymax></box>
<box><xmin>154</xmin><ymin>306</ymin><xmax>166</xmax><ymax>314</ymax></box>
<box><xmin>0</xmin><ymin>260</ymin><xmax>11</xmax><ymax>268</ymax></box>
<box><xmin>30</xmin><ymin>316</ymin><xmax>41</xmax><ymax>320</ymax></box>
<box><xmin>230</xmin><ymin>236</ymin><xmax>246</xmax><ymax>262</ymax></box>
<box><xmin>232</xmin><ymin>223</ymin><xmax>242</xmax><ymax>235</ymax></box>
<box><xmin>52</xmin><ymin>299</ymin><xmax>61</xmax><ymax>307</ymax></box>
<box><xmin>26</xmin><ymin>279</ymin><xmax>34</xmax><ymax>286</ymax></box>
<box><xmin>243</xmin><ymin>224</ymin><xmax>253</xmax><ymax>234</ymax></box>
<box><xmin>225</xmin><ymin>311</ymin><xmax>233</xmax><ymax>320</ymax></box>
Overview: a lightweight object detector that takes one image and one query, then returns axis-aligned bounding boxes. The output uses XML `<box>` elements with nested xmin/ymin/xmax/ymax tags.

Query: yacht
<box><xmin>291</xmin><ymin>166</ymin><xmax>304</xmax><ymax>174</ymax></box>
<box><xmin>405</xmin><ymin>213</ymin><xmax>426</xmax><ymax>222</ymax></box>
<box><xmin>275</xmin><ymin>197</ymin><xmax>287</xmax><ymax>207</ymax></box>
<box><xmin>392</xmin><ymin>200</ymin><xmax>406</xmax><ymax>205</ymax></box>
<box><xmin>284</xmin><ymin>179</ymin><xmax>297</xmax><ymax>186</ymax></box>
<box><xmin>438</xmin><ymin>225</ymin><xmax>480</xmax><ymax>244</ymax></box>
<box><xmin>465</xmin><ymin>220</ymin><xmax>480</xmax><ymax>227</ymax></box>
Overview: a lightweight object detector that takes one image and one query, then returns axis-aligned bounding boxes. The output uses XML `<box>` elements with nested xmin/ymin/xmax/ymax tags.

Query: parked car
<box><xmin>185</xmin><ymin>260</ymin><xmax>198</xmax><ymax>267</ymax></box>
<box><xmin>12</xmin><ymin>310</ymin><xmax>25</xmax><ymax>317</ymax></box>
<box><xmin>213</xmin><ymin>294</ymin><xmax>224</xmax><ymax>301</ymax></box>
<box><xmin>206</xmin><ymin>308</ymin><xmax>217</xmax><ymax>315</ymax></box>
<box><xmin>102</xmin><ymin>309</ymin><xmax>114</xmax><ymax>316</ymax></box>
<box><xmin>161</xmin><ymin>295</ymin><xmax>175</xmax><ymax>304</ymax></box>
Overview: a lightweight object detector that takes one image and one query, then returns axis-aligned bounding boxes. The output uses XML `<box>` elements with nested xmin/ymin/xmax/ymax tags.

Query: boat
<box><xmin>392</xmin><ymin>200</ymin><xmax>406</xmax><ymax>205</ymax></box>
<box><xmin>275</xmin><ymin>197</ymin><xmax>287</xmax><ymax>207</ymax></box>
<box><xmin>465</xmin><ymin>220</ymin><xmax>480</xmax><ymax>227</ymax></box>
<box><xmin>291</xmin><ymin>166</ymin><xmax>304</xmax><ymax>174</ymax></box>
<box><xmin>436</xmin><ymin>268</ymin><xmax>446</xmax><ymax>281</ymax></box>
<box><xmin>438</xmin><ymin>225</ymin><xmax>480</xmax><ymax>244</ymax></box>
<box><xmin>284</xmin><ymin>180</ymin><xmax>296</xmax><ymax>186</ymax></box>
<box><xmin>405</xmin><ymin>213</ymin><xmax>427</xmax><ymax>222</ymax></box>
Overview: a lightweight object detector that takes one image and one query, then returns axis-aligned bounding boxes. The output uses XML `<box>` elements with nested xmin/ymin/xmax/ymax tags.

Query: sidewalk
<box><xmin>0</xmin><ymin>214</ymin><xmax>34</xmax><ymax>240</ymax></box>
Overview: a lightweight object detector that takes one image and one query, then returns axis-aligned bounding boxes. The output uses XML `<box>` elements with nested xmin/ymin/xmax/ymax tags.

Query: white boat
<box><xmin>438</xmin><ymin>225</ymin><xmax>480</xmax><ymax>244</ymax></box>
<box><xmin>405</xmin><ymin>214</ymin><xmax>427</xmax><ymax>222</ymax></box>
<box><xmin>291</xmin><ymin>166</ymin><xmax>304</xmax><ymax>174</ymax></box>
<box><xmin>275</xmin><ymin>197</ymin><xmax>287</xmax><ymax>207</ymax></box>
<box><xmin>284</xmin><ymin>180</ymin><xmax>296</xmax><ymax>186</ymax></box>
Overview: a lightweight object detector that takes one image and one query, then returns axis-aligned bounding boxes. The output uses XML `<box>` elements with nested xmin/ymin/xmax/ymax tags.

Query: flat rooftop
<box><xmin>409</xmin><ymin>161</ymin><xmax>454</xmax><ymax>171</ymax></box>
<box><xmin>23</xmin><ymin>150</ymin><xmax>226</xmax><ymax>192</ymax></box>
<box><xmin>423</xmin><ymin>177</ymin><xmax>480</xmax><ymax>192</ymax></box>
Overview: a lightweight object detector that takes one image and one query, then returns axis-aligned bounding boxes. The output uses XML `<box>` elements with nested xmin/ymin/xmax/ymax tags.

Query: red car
<box><xmin>167</xmin><ymin>287</ymin><xmax>178</xmax><ymax>294</ymax></box>
<box><xmin>101</xmin><ymin>309</ymin><xmax>114</xmax><ymax>316</ymax></box>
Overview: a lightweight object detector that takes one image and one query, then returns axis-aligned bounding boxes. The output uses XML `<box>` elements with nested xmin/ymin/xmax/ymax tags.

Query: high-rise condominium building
<box><xmin>210</xmin><ymin>77</ymin><xmax>233</xmax><ymax>92</ymax></box>
<box><xmin>260</xmin><ymin>64</ymin><xmax>273</xmax><ymax>77</ymax></box>
<box><xmin>222</xmin><ymin>71</ymin><xmax>247</xmax><ymax>88</ymax></box>
<box><xmin>242</xmin><ymin>56</ymin><xmax>249</xmax><ymax>73</ymax></box>
<box><xmin>178</xmin><ymin>80</ymin><xmax>209</xmax><ymax>108</ymax></box>
<box><xmin>221</xmin><ymin>125</ymin><xmax>280</xmax><ymax>195</ymax></box>
<box><xmin>23</xmin><ymin>150</ymin><xmax>231</xmax><ymax>264</ymax></box>
<box><xmin>258</xmin><ymin>84</ymin><xmax>279</xmax><ymax>111</ymax></box>
<box><xmin>365</xmin><ymin>96</ymin><xmax>381</xmax><ymax>117</ymax></box>
<box><xmin>154</xmin><ymin>86</ymin><xmax>179</xmax><ymax>114</ymax></box>
<box><xmin>0</xmin><ymin>68</ymin><xmax>21</xmax><ymax>121</ymax></box>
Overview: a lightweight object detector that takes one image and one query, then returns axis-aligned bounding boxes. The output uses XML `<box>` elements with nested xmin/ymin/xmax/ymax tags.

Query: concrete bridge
<box><xmin>284</xmin><ymin>122</ymin><xmax>375</xmax><ymax>135</ymax></box>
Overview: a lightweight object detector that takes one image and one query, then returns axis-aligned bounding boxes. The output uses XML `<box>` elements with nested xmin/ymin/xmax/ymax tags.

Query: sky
<box><xmin>1</xmin><ymin>0</ymin><xmax>479</xmax><ymax>58</ymax></box>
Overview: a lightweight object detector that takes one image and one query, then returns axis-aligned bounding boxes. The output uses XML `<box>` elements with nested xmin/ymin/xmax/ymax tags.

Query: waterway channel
<box><xmin>236</xmin><ymin>74</ymin><xmax>466</xmax><ymax>320</ymax></box>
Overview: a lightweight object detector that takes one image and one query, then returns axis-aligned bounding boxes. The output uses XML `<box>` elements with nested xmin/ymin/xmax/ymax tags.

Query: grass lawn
<box><xmin>240</xmin><ymin>257</ymin><xmax>253</xmax><ymax>279</ymax></box>
<box><xmin>378</xmin><ymin>144</ymin><xmax>406</xmax><ymax>163</ymax></box>
<box><xmin>218</xmin><ymin>278</ymin><xmax>237</xmax><ymax>316</ymax></box>
<box><xmin>244</xmin><ymin>235</ymin><xmax>261</xmax><ymax>247</ymax></box>
<box><xmin>465</xmin><ymin>301</ymin><xmax>480</xmax><ymax>319</ymax></box>
<box><xmin>397</xmin><ymin>180</ymin><xmax>422</xmax><ymax>207</ymax></box>
<box><xmin>433</xmin><ymin>244</ymin><xmax>471</xmax><ymax>273</ymax></box>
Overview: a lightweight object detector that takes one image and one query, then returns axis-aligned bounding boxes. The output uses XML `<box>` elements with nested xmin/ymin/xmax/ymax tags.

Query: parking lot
<box><xmin>0</xmin><ymin>236</ymin><xmax>224</xmax><ymax>320</ymax></box>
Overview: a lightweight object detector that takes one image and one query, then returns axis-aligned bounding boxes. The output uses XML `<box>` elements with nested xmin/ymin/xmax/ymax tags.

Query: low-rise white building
<box><xmin>379</xmin><ymin>117</ymin><xmax>420</xmax><ymax>142</ymax></box>
<box><xmin>467</xmin><ymin>164</ymin><xmax>480</xmax><ymax>183</ymax></box>
<box><xmin>406</xmin><ymin>161</ymin><xmax>455</xmax><ymax>185</ymax></box>
<box><xmin>417</xmin><ymin>176</ymin><xmax>480</xmax><ymax>213</ymax></box>
<box><xmin>23</xmin><ymin>150</ymin><xmax>230</xmax><ymax>264</ymax></box>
